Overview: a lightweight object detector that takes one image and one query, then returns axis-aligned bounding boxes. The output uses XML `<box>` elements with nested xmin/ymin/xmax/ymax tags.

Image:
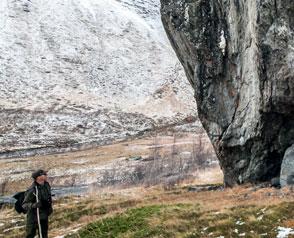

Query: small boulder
<box><xmin>270</xmin><ymin>177</ymin><xmax>281</xmax><ymax>188</ymax></box>
<box><xmin>280</xmin><ymin>145</ymin><xmax>294</xmax><ymax>187</ymax></box>
<box><xmin>127</xmin><ymin>156</ymin><xmax>143</xmax><ymax>161</ymax></box>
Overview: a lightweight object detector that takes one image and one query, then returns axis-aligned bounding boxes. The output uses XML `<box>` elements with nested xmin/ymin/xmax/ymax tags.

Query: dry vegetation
<box><xmin>0</xmin><ymin>132</ymin><xmax>215</xmax><ymax>194</ymax></box>
<box><xmin>0</xmin><ymin>182</ymin><xmax>293</xmax><ymax>238</ymax></box>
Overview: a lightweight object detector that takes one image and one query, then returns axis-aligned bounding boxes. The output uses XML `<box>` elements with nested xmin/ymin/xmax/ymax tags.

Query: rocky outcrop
<box><xmin>161</xmin><ymin>0</ymin><xmax>294</xmax><ymax>185</ymax></box>
<box><xmin>280</xmin><ymin>144</ymin><xmax>294</xmax><ymax>187</ymax></box>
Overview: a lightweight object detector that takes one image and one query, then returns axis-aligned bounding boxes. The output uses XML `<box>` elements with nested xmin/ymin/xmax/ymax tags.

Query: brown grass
<box><xmin>1</xmin><ymin>184</ymin><xmax>293</xmax><ymax>238</ymax></box>
<box><xmin>0</xmin><ymin>132</ymin><xmax>214</xmax><ymax>194</ymax></box>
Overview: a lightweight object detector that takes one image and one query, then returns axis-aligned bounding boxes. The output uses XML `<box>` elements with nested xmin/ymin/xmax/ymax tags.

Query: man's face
<box><xmin>36</xmin><ymin>175</ymin><xmax>46</xmax><ymax>185</ymax></box>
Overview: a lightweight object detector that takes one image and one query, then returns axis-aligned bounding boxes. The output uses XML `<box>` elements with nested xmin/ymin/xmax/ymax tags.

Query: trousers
<box><xmin>26</xmin><ymin>218</ymin><xmax>48</xmax><ymax>238</ymax></box>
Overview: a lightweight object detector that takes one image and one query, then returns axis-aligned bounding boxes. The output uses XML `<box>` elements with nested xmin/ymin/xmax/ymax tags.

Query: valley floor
<box><xmin>0</xmin><ymin>131</ymin><xmax>215</xmax><ymax>195</ymax></box>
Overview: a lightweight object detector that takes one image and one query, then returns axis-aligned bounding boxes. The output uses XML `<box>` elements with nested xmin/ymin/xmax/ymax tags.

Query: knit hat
<box><xmin>31</xmin><ymin>169</ymin><xmax>47</xmax><ymax>180</ymax></box>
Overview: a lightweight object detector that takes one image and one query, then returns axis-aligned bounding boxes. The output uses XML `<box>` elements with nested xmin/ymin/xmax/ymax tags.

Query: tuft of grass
<box><xmin>71</xmin><ymin>205</ymin><xmax>170</xmax><ymax>238</ymax></box>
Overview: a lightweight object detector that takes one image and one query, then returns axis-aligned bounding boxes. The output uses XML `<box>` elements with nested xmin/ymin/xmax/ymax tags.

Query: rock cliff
<box><xmin>161</xmin><ymin>0</ymin><xmax>294</xmax><ymax>185</ymax></box>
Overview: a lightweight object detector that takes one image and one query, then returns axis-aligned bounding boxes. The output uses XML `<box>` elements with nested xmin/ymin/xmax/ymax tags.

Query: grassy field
<box><xmin>1</xmin><ymin>185</ymin><xmax>293</xmax><ymax>238</ymax></box>
<box><xmin>67</xmin><ymin>202</ymin><xmax>294</xmax><ymax>238</ymax></box>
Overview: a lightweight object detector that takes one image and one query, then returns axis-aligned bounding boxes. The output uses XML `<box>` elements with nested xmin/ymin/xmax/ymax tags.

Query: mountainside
<box><xmin>0</xmin><ymin>0</ymin><xmax>197</xmax><ymax>154</ymax></box>
<box><xmin>161</xmin><ymin>0</ymin><xmax>294</xmax><ymax>186</ymax></box>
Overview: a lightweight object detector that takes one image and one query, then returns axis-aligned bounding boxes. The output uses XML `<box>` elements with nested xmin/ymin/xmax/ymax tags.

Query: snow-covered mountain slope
<box><xmin>0</xmin><ymin>0</ymin><xmax>197</xmax><ymax>153</ymax></box>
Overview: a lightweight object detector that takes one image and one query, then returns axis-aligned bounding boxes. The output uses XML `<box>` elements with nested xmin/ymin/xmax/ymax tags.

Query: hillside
<box><xmin>0</xmin><ymin>0</ymin><xmax>197</xmax><ymax>154</ymax></box>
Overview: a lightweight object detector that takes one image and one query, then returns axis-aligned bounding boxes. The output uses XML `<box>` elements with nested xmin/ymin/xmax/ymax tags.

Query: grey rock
<box><xmin>160</xmin><ymin>0</ymin><xmax>294</xmax><ymax>186</ymax></box>
<box><xmin>127</xmin><ymin>156</ymin><xmax>143</xmax><ymax>161</ymax></box>
<box><xmin>270</xmin><ymin>177</ymin><xmax>280</xmax><ymax>188</ymax></box>
<box><xmin>187</xmin><ymin>184</ymin><xmax>223</xmax><ymax>192</ymax></box>
<box><xmin>280</xmin><ymin>144</ymin><xmax>294</xmax><ymax>187</ymax></box>
<box><xmin>243</xmin><ymin>193</ymin><xmax>249</xmax><ymax>199</ymax></box>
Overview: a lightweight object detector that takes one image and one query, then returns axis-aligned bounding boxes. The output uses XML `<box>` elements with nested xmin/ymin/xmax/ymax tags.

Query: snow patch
<box><xmin>219</xmin><ymin>30</ymin><xmax>226</xmax><ymax>55</ymax></box>
<box><xmin>236</xmin><ymin>220</ymin><xmax>245</xmax><ymax>225</ymax></box>
<box><xmin>276</xmin><ymin>227</ymin><xmax>294</xmax><ymax>238</ymax></box>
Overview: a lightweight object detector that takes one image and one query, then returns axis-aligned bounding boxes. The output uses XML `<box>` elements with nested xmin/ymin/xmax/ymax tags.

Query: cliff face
<box><xmin>161</xmin><ymin>0</ymin><xmax>294</xmax><ymax>186</ymax></box>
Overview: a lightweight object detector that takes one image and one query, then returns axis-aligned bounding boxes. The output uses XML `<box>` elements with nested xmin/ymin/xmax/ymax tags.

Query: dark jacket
<box><xmin>22</xmin><ymin>181</ymin><xmax>53</xmax><ymax>222</ymax></box>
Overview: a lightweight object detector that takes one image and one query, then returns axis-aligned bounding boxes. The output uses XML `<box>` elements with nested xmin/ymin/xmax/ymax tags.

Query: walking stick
<box><xmin>35</xmin><ymin>186</ymin><xmax>43</xmax><ymax>238</ymax></box>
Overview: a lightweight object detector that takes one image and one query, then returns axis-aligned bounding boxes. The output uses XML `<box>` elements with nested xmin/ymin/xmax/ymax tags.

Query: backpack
<box><xmin>13</xmin><ymin>191</ymin><xmax>27</xmax><ymax>214</ymax></box>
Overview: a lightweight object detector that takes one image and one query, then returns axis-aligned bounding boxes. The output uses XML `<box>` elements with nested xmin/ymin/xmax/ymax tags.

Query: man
<box><xmin>22</xmin><ymin>169</ymin><xmax>53</xmax><ymax>238</ymax></box>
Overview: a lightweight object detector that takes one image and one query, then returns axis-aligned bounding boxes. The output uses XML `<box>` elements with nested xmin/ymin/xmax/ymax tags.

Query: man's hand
<box><xmin>32</xmin><ymin>201</ymin><xmax>42</xmax><ymax>209</ymax></box>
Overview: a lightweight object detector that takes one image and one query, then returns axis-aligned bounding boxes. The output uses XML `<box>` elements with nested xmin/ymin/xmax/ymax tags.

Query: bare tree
<box><xmin>191</xmin><ymin>134</ymin><xmax>207</xmax><ymax>169</ymax></box>
<box><xmin>146</xmin><ymin>135</ymin><xmax>161</xmax><ymax>186</ymax></box>
<box><xmin>0</xmin><ymin>179</ymin><xmax>8</xmax><ymax>196</ymax></box>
